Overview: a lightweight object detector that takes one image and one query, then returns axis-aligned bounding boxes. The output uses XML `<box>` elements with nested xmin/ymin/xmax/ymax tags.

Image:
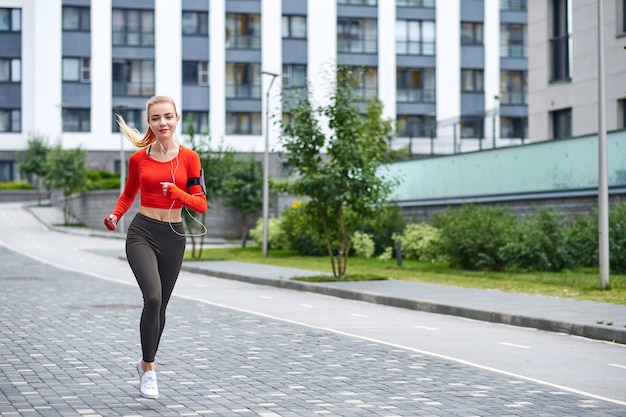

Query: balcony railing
<box><xmin>225</xmin><ymin>35</ymin><xmax>261</xmax><ymax>50</ymax></box>
<box><xmin>500</xmin><ymin>91</ymin><xmax>527</xmax><ymax>105</ymax></box>
<box><xmin>337</xmin><ymin>39</ymin><xmax>377</xmax><ymax>54</ymax></box>
<box><xmin>500</xmin><ymin>44</ymin><xmax>526</xmax><ymax>58</ymax></box>
<box><xmin>113</xmin><ymin>81</ymin><xmax>154</xmax><ymax>97</ymax></box>
<box><xmin>225</xmin><ymin>84</ymin><xmax>262</xmax><ymax>99</ymax></box>
<box><xmin>396</xmin><ymin>41</ymin><xmax>435</xmax><ymax>56</ymax></box>
<box><xmin>396</xmin><ymin>88</ymin><xmax>436</xmax><ymax>103</ymax></box>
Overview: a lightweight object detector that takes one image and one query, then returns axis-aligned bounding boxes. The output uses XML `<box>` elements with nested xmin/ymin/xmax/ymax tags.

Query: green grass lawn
<box><xmin>185</xmin><ymin>245</ymin><xmax>626</xmax><ymax>306</ymax></box>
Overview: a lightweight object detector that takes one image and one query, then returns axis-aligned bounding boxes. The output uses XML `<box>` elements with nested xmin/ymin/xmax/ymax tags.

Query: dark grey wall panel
<box><xmin>282</xmin><ymin>39</ymin><xmax>307</xmax><ymax>63</ymax></box>
<box><xmin>182</xmin><ymin>85</ymin><xmax>210</xmax><ymax>110</ymax></box>
<box><xmin>460</xmin><ymin>46</ymin><xmax>484</xmax><ymax>68</ymax></box>
<box><xmin>282</xmin><ymin>0</ymin><xmax>307</xmax><ymax>15</ymax></box>
<box><xmin>182</xmin><ymin>37</ymin><xmax>210</xmax><ymax>60</ymax></box>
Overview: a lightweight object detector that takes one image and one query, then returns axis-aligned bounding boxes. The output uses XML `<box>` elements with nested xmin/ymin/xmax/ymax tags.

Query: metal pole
<box><xmin>453</xmin><ymin>123</ymin><xmax>457</xmax><ymax>154</ymax></box>
<box><xmin>114</xmin><ymin>105</ymin><xmax>129</xmax><ymax>233</ymax></box>
<box><xmin>597</xmin><ymin>0</ymin><xmax>610</xmax><ymax>289</ymax></box>
<box><xmin>119</xmin><ymin>129</ymin><xmax>125</xmax><ymax>233</ymax></box>
<box><xmin>261</xmin><ymin>71</ymin><xmax>278</xmax><ymax>257</ymax></box>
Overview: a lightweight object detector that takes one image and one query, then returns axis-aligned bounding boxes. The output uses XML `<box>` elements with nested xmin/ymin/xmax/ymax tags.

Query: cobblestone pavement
<box><xmin>1</xmin><ymin>246</ymin><xmax>625</xmax><ymax>417</ymax></box>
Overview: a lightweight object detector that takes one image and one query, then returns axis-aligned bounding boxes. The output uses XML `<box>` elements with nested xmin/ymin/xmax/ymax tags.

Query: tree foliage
<box><xmin>280</xmin><ymin>66</ymin><xmax>398</xmax><ymax>278</ymax></box>
<box><xmin>43</xmin><ymin>143</ymin><xmax>87</xmax><ymax>224</ymax></box>
<box><xmin>17</xmin><ymin>133</ymin><xmax>50</xmax><ymax>205</ymax></box>
<box><xmin>223</xmin><ymin>157</ymin><xmax>263</xmax><ymax>238</ymax></box>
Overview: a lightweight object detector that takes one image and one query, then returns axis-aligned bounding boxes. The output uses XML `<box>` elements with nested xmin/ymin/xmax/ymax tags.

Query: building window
<box><xmin>340</xmin><ymin>66</ymin><xmax>378</xmax><ymax>99</ymax></box>
<box><xmin>0</xmin><ymin>8</ymin><xmax>21</xmax><ymax>32</ymax></box>
<box><xmin>396</xmin><ymin>68</ymin><xmax>435</xmax><ymax>102</ymax></box>
<box><xmin>337</xmin><ymin>0</ymin><xmax>377</xmax><ymax>5</ymax></box>
<box><xmin>112</xmin><ymin>108</ymin><xmax>143</xmax><ymax>133</ymax></box>
<box><xmin>337</xmin><ymin>18</ymin><xmax>377</xmax><ymax>54</ymax></box>
<box><xmin>460</xmin><ymin>117</ymin><xmax>484</xmax><ymax>139</ymax></box>
<box><xmin>397</xmin><ymin>115</ymin><xmax>436</xmax><ymax>137</ymax></box>
<box><xmin>282</xmin><ymin>15</ymin><xmax>306</xmax><ymax>39</ymax></box>
<box><xmin>550</xmin><ymin>0</ymin><xmax>570</xmax><ymax>82</ymax></box>
<box><xmin>182</xmin><ymin>111</ymin><xmax>209</xmax><ymax>135</ymax></box>
<box><xmin>62</xmin><ymin>58</ymin><xmax>90</xmax><ymax>82</ymax></box>
<box><xmin>397</xmin><ymin>0</ymin><xmax>435</xmax><ymax>7</ymax></box>
<box><xmin>183</xmin><ymin>61</ymin><xmax>208</xmax><ymax>86</ymax></box>
<box><xmin>112</xmin><ymin>60</ymin><xmax>154</xmax><ymax>96</ymax></box>
<box><xmin>62</xmin><ymin>108</ymin><xmax>90</xmax><ymax>132</ymax></box>
<box><xmin>396</xmin><ymin>19</ymin><xmax>435</xmax><ymax>55</ymax></box>
<box><xmin>225</xmin><ymin>63</ymin><xmax>261</xmax><ymax>99</ymax></box>
<box><xmin>0</xmin><ymin>58</ymin><xmax>21</xmax><ymax>82</ymax></box>
<box><xmin>282</xmin><ymin>64</ymin><xmax>307</xmax><ymax>89</ymax></box>
<box><xmin>500</xmin><ymin>116</ymin><xmax>527</xmax><ymax>139</ymax></box>
<box><xmin>500</xmin><ymin>24</ymin><xmax>526</xmax><ymax>58</ymax></box>
<box><xmin>182</xmin><ymin>11</ymin><xmax>208</xmax><ymax>36</ymax></box>
<box><xmin>225</xmin><ymin>14</ymin><xmax>261</xmax><ymax>49</ymax></box>
<box><xmin>112</xmin><ymin>9</ymin><xmax>154</xmax><ymax>46</ymax></box>
<box><xmin>0</xmin><ymin>161</ymin><xmax>18</xmax><ymax>182</ymax></box>
<box><xmin>226</xmin><ymin>112</ymin><xmax>261</xmax><ymax>135</ymax></box>
<box><xmin>461</xmin><ymin>69</ymin><xmax>483</xmax><ymax>92</ymax></box>
<box><xmin>551</xmin><ymin>108</ymin><xmax>572</xmax><ymax>139</ymax></box>
<box><xmin>0</xmin><ymin>109</ymin><xmax>21</xmax><ymax>132</ymax></box>
<box><xmin>500</xmin><ymin>71</ymin><xmax>527</xmax><ymax>104</ymax></box>
<box><xmin>500</xmin><ymin>0</ymin><xmax>527</xmax><ymax>11</ymax></box>
<box><xmin>63</xmin><ymin>6</ymin><xmax>90</xmax><ymax>31</ymax></box>
<box><xmin>461</xmin><ymin>22</ymin><xmax>483</xmax><ymax>45</ymax></box>
<box><xmin>620</xmin><ymin>99</ymin><xmax>626</xmax><ymax>129</ymax></box>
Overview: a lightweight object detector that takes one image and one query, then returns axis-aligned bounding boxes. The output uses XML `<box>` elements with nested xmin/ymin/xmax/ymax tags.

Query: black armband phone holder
<box><xmin>187</xmin><ymin>168</ymin><xmax>206</xmax><ymax>195</ymax></box>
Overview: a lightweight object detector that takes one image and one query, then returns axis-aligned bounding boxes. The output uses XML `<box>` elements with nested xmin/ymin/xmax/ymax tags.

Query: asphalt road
<box><xmin>1</xmin><ymin>202</ymin><xmax>625</xmax><ymax>416</ymax></box>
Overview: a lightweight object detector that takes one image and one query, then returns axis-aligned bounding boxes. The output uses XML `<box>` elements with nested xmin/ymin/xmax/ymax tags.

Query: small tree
<box><xmin>223</xmin><ymin>158</ymin><xmax>263</xmax><ymax>238</ymax></box>
<box><xmin>184</xmin><ymin>118</ymin><xmax>237</xmax><ymax>258</ymax></box>
<box><xmin>281</xmin><ymin>66</ymin><xmax>398</xmax><ymax>278</ymax></box>
<box><xmin>17</xmin><ymin>133</ymin><xmax>49</xmax><ymax>205</ymax></box>
<box><xmin>43</xmin><ymin>143</ymin><xmax>88</xmax><ymax>224</ymax></box>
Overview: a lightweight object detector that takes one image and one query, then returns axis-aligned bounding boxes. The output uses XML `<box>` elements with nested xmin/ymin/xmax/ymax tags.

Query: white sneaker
<box><xmin>136</xmin><ymin>360</ymin><xmax>144</xmax><ymax>380</ymax></box>
<box><xmin>139</xmin><ymin>371</ymin><xmax>159</xmax><ymax>399</ymax></box>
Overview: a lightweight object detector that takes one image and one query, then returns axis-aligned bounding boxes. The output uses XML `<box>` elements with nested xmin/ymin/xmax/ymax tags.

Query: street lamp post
<box><xmin>113</xmin><ymin>104</ymin><xmax>129</xmax><ymax>233</ymax></box>
<box><xmin>261</xmin><ymin>71</ymin><xmax>279</xmax><ymax>257</ymax></box>
<box><xmin>492</xmin><ymin>95</ymin><xmax>499</xmax><ymax>149</ymax></box>
<box><xmin>597</xmin><ymin>0</ymin><xmax>609</xmax><ymax>289</ymax></box>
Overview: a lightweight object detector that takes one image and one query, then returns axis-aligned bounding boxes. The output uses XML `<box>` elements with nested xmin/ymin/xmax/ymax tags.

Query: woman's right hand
<box><xmin>104</xmin><ymin>214</ymin><xmax>118</xmax><ymax>231</ymax></box>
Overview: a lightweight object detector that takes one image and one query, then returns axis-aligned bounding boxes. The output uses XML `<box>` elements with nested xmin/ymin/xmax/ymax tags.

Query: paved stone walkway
<box><xmin>1</xmin><ymin>245</ymin><xmax>625</xmax><ymax>416</ymax></box>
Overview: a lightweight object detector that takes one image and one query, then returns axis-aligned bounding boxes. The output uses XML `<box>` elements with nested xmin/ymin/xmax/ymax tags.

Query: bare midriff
<box><xmin>138</xmin><ymin>206</ymin><xmax>183</xmax><ymax>223</ymax></box>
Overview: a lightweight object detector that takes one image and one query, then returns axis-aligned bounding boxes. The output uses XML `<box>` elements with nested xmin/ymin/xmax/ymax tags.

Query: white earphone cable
<box><xmin>161</xmin><ymin>142</ymin><xmax>208</xmax><ymax>238</ymax></box>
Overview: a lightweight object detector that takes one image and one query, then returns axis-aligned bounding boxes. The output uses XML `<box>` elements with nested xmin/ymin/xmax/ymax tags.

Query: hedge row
<box><xmin>251</xmin><ymin>202</ymin><xmax>626</xmax><ymax>273</ymax></box>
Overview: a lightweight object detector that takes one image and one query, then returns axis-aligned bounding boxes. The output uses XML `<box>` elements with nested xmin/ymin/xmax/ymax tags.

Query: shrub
<box><xmin>433</xmin><ymin>204</ymin><xmax>517</xmax><ymax>271</ymax></box>
<box><xmin>86</xmin><ymin>170</ymin><xmax>121</xmax><ymax>190</ymax></box>
<box><xmin>352</xmin><ymin>205</ymin><xmax>405</xmax><ymax>255</ymax></box>
<box><xmin>499</xmin><ymin>208</ymin><xmax>576</xmax><ymax>272</ymax></box>
<box><xmin>0</xmin><ymin>181</ymin><xmax>34</xmax><ymax>190</ymax></box>
<box><xmin>351</xmin><ymin>231</ymin><xmax>375</xmax><ymax>259</ymax></box>
<box><xmin>564</xmin><ymin>210</ymin><xmax>598</xmax><ymax>268</ymax></box>
<box><xmin>378</xmin><ymin>246</ymin><xmax>393</xmax><ymax>261</ymax></box>
<box><xmin>280</xmin><ymin>203</ymin><xmax>328</xmax><ymax>256</ymax></box>
<box><xmin>394</xmin><ymin>222</ymin><xmax>442</xmax><ymax>262</ymax></box>
<box><xmin>609</xmin><ymin>202</ymin><xmax>626</xmax><ymax>273</ymax></box>
<box><xmin>248</xmin><ymin>216</ymin><xmax>290</xmax><ymax>250</ymax></box>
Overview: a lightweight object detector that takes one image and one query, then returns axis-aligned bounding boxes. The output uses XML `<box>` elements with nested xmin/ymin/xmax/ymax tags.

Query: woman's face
<box><xmin>148</xmin><ymin>102</ymin><xmax>179</xmax><ymax>141</ymax></box>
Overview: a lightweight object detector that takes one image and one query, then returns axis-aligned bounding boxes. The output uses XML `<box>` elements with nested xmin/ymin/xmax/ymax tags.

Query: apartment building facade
<box><xmin>528</xmin><ymin>0</ymin><xmax>626</xmax><ymax>141</ymax></box>
<box><xmin>0</xmin><ymin>0</ymin><xmax>528</xmax><ymax>181</ymax></box>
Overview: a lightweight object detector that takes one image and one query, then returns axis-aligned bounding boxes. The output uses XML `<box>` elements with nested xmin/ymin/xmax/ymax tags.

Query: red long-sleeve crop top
<box><xmin>111</xmin><ymin>145</ymin><xmax>207</xmax><ymax>219</ymax></box>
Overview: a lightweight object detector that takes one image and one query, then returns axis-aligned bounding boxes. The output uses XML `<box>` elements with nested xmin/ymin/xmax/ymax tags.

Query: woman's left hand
<box><xmin>160</xmin><ymin>182</ymin><xmax>173</xmax><ymax>196</ymax></box>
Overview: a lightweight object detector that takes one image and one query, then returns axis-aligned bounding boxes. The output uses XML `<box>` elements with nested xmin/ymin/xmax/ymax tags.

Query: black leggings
<box><xmin>126</xmin><ymin>213</ymin><xmax>186</xmax><ymax>363</ymax></box>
